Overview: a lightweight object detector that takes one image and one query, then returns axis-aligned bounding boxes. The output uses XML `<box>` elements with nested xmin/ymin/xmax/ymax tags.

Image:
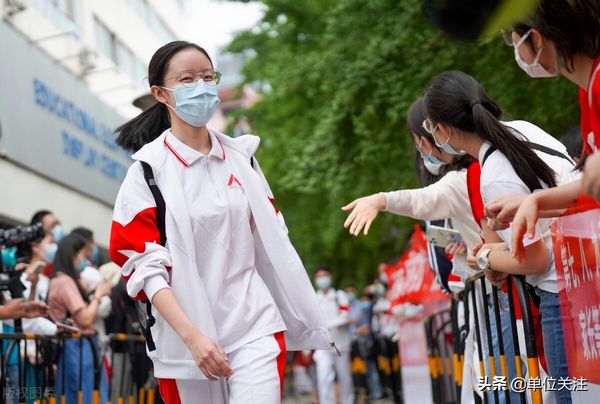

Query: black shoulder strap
<box><xmin>140</xmin><ymin>161</ymin><xmax>167</xmax><ymax>247</ymax></box>
<box><xmin>481</xmin><ymin>146</ymin><xmax>497</xmax><ymax>167</ymax></box>
<box><xmin>524</xmin><ymin>141</ymin><xmax>575</xmax><ymax>165</ymax></box>
<box><xmin>250</xmin><ymin>156</ymin><xmax>255</xmax><ymax>168</ymax></box>
<box><xmin>137</xmin><ymin>161</ymin><xmax>164</xmax><ymax>352</ymax></box>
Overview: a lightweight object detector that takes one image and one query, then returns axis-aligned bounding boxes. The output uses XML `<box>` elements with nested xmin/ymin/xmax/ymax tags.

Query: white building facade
<box><xmin>0</xmin><ymin>0</ymin><xmax>189</xmax><ymax>248</ymax></box>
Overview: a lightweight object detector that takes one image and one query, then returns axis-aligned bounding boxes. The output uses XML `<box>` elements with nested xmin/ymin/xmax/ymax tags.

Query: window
<box><xmin>94</xmin><ymin>18</ymin><xmax>117</xmax><ymax>63</ymax></box>
<box><xmin>94</xmin><ymin>17</ymin><xmax>147</xmax><ymax>89</ymax></box>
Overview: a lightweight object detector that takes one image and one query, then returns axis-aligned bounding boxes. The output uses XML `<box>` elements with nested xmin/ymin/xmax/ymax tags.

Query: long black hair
<box><xmin>115</xmin><ymin>41</ymin><xmax>214</xmax><ymax>152</ymax></box>
<box><xmin>514</xmin><ymin>0</ymin><xmax>600</xmax><ymax>73</ymax></box>
<box><xmin>423</xmin><ymin>71</ymin><xmax>557</xmax><ymax>191</ymax></box>
<box><xmin>408</xmin><ymin>97</ymin><xmax>475</xmax><ymax>186</ymax></box>
<box><xmin>52</xmin><ymin>233</ymin><xmax>89</xmax><ymax>302</ymax></box>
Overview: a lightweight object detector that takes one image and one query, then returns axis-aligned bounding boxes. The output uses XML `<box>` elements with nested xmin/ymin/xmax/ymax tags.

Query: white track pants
<box><xmin>313</xmin><ymin>349</ymin><xmax>354</xmax><ymax>404</ymax></box>
<box><xmin>158</xmin><ymin>332</ymin><xmax>286</xmax><ymax>404</ymax></box>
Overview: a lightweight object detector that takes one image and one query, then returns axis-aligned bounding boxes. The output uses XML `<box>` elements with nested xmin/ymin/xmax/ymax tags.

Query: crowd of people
<box><xmin>0</xmin><ymin>209</ymin><xmax>151</xmax><ymax>404</ymax></box>
<box><xmin>288</xmin><ymin>265</ymin><xmax>407</xmax><ymax>403</ymax></box>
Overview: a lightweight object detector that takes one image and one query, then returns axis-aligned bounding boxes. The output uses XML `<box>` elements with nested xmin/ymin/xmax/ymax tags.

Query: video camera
<box><xmin>0</xmin><ymin>222</ymin><xmax>45</xmax><ymax>296</ymax></box>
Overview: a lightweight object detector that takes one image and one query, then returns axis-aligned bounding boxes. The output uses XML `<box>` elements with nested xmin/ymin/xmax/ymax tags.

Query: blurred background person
<box><xmin>48</xmin><ymin>233</ymin><xmax>112</xmax><ymax>404</ymax></box>
<box><xmin>314</xmin><ymin>267</ymin><xmax>354</xmax><ymax>404</ymax></box>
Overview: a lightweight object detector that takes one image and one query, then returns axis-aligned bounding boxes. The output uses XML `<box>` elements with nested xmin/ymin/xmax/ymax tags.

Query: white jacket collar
<box><xmin>131</xmin><ymin>128</ymin><xmax>261</xmax><ymax>171</ymax></box>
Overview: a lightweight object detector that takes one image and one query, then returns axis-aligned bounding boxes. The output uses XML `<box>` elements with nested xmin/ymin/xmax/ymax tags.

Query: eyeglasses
<box><xmin>422</xmin><ymin>119</ymin><xmax>437</xmax><ymax>135</ymax></box>
<box><xmin>501</xmin><ymin>28</ymin><xmax>532</xmax><ymax>47</ymax></box>
<box><xmin>165</xmin><ymin>70</ymin><xmax>222</xmax><ymax>87</ymax></box>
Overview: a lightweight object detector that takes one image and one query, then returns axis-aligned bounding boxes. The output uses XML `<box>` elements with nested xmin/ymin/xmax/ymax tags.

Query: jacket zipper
<box><xmin>331</xmin><ymin>341</ymin><xmax>341</xmax><ymax>356</ymax></box>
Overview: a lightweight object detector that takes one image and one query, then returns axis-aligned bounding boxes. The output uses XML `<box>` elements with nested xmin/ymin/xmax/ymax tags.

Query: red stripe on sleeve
<box><xmin>110</xmin><ymin>207</ymin><xmax>162</xmax><ymax>300</ymax></box>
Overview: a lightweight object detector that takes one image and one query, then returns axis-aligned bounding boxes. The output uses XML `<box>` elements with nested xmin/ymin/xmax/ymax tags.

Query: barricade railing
<box><xmin>425</xmin><ymin>307</ymin><xmax>457</xmax><ymax>404</ymax></box>
<box><xmin>0</xmin><ymin>331</ymin><xmax>156</xmax><ymax>404</ymax></box>
<box><xmin>462</xmin><ymin>271</ymin><xmax>543</xmax><ymax>404</ymax></box>
<box><xmin>106</xmin><ymin>333</ymin><xmax>156</xmax><ymax>404</ymax></box>
<box><xmin>350</xmin><ymin>333</ymin><xmax>403</xmax><ymax>403</ymax></box>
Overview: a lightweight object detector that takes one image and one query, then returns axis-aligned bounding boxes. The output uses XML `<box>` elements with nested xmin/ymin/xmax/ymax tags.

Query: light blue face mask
<box><xmin>162</xmin><ymin>82</ymin><xmax>220</xmax><ymax>127</ymax></box>
<box><xmin>43</xmin><ymin>242</ymin><xmax>58</xmax><ymax>263</ymax></box>
<box><xmin>76</xmin><ymin>258</ymin><xmax>90</xmax><ymax>273</ymax></box>
<box><xmin>316</xmin><ymin>276</ymin><xmax>332</xmax><ymax>290</ymax></box>
<box><xmin>420</xmin><ymin>150</ymin><xmax>444</xmax><ymax>166</ymax></box>
<box><xmin>417</xmin><ymin>136</ymin><xmax>445</xmax><ymax>165</ymax></box>
<box><xmin>431</xmin><ymin>126</ymin><xmax>467</xmax><ymax>156</ymax></box>
<box><xmin>51</xmin><ymin>225</ymin><xmax>64</xmax><ymax>243</ymax></box>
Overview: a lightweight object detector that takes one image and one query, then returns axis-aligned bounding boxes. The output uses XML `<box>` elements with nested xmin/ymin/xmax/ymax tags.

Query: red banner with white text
<box><xmin>551</xmin><ymin>196</ymin><xmax>600</xmax><ymax>384</ymax></box>
<box><xmin>385</xmin><ymin>225</ymin><xmax>449</xmax><ymax>307</ymax></box>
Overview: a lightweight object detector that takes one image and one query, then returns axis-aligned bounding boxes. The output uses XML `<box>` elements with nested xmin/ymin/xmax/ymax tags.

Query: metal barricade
<box><xmin>0</xmin><ymin>332</ymin><xmax>157</xmax><ymax>404</ymax></box>
<box><xmin>462</xmin><ymin>272</ymin><xmax>543</xmax><ymax>404</ymax></box>
<box><xmin>106</xmin><ymin>333</ymin><xmax>156</xmax><ymax>404</ymax></box>
<box><xmin>425</xmin><ymin>307</ymin><xmax>458</xmax><ymax>404</ymax></box>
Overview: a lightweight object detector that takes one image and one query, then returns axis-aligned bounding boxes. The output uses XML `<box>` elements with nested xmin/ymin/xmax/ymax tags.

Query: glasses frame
<box><xmin>165</xmin><ymin>70</ymin><xmax>222</xmax><ymax>87</ymax></box>
<box><xmin>501</xmin><ymin>28</ymin><xmax>532</xmax><ymax>48</ymax></box>
<box><xmin>422</xmin><ymin>119</ymin><xmax>437</xmax><ymax>135</ymax></box>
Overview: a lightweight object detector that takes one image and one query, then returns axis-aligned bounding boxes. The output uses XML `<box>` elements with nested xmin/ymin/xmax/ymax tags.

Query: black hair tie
<box><xmin>469</xmin><ymin>99</ymin><xmax>480</xmax><ymax>108</ymax></box>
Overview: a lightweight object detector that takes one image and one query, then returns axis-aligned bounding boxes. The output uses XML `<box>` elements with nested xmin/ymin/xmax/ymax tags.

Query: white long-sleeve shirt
<box><xmin>383</xmin><ymin>170</ymin><xmax>481</xmax><ymax>252</ymax></box>
<box><xmin>479</xmin><ymin>120</ymin><xmax>581</xmax><ymax>292</ymax></box>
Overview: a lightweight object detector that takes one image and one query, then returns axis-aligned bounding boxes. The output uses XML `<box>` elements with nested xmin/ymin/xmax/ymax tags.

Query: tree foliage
<box><xmin>226</xmin><ymin>0</ymin><xmax>579</xmax><ymax>288</ymax></box>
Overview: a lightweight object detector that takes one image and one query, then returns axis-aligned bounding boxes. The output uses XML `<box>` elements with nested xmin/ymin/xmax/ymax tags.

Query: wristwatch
<box><xmin>477</xmin><ymin>248</ymin><xmax>493</xmax><ymax>271</ymax></box>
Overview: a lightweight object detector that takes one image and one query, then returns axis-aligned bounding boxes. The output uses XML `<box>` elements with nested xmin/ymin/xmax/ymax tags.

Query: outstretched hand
<box><xmin>342</xmin><ymin>193</ymin><xmax>387</xmax><ymax>236</ymax></box>
<box><xmin>510</xmin><ymin>194</ymin><xmax>540</xmax><ymax>263</ymax></box>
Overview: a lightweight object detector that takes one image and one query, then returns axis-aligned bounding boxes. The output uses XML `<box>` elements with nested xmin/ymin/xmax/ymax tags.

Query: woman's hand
<box><xmin>0</xmin><ymin>299</ymin><xmax>49</xmax><ymax>319</ymax></box>
<box><xmin>184</xmin><ymin>330</ymin><xmax>233</xmax><ymax>381</ymax></box>
<box><xmin>94</xmin><ymin>282</ymin><xmax>112</xmax><ymax>299</ymax></box>
<box><xmin>467</xmin><ymin>243</ymin><xmax>483</xmax><ymax>270</ymax></box>
<box><xmin>511</xmin><ymin>194</ymin><xmax>540</xmax><ymax>262</ymax></box>
<box><xmin>484</xmin><ymin>194</ymin><xmax>527</xmax><ymax>224</ymax></box>
<box><xmin>484</xmin><ymin>270</ymin><xmax>509</xmax><ymax>286</ymax></box>
<box><xmin>582</xmin><ymin>152</ymin><xmax>600</xmax><ymax>201</ymax></box>
<box><xmin>342</xmin><ymin>193</ymin><xmax>387</xmax><ymax>236</ymax></box>
<box><xmin>467</xmin><ymin>242</ymin><xmax>509</xmax><ymax>270</ymax></box>
<box><xmin>445</xmin><ymin>242</ymin><xmax>466</xmax><ymax>256</ymax></box>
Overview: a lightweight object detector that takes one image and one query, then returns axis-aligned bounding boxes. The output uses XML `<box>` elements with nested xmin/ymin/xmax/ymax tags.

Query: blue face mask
<box><xmin>361</xmin><ymin>301</ymin><xmax>372</xmax><ymax>313</ymax></box>
<box><xmin>51</xmin><ymin>225</ymin><xmax>64</xmax><ymax>243</ymax></box>
<box><xmin>431</xmin><ymin>126</ymin><xmax>467</xmax><ymax>156</ymax></box>
<box><xmin>91</xmin><ymin>245</ymin><xmax>99</xmax><ymax>264</ymax></box>
<box><xmin>76</xmin><ymin>258</ymin><xmax>90</xmax><ymax>273</ymax></box>
<box><xmin>420</xmin><ymin>150</ymin><xmax>445</xmax><ymax>166</ymax></box>
<box><xmin>316</xmin><ymin>276</ymin><xmax>332</xmax><ymax>290</ymax></box>
<box><xmin>43</xmin><ymin>242</ymin><xmax>58</xmax><ymax>263</ymax></box>
<box><xmin>346</xmin><ymin>293</ymin><xmax>356</xmax><ymax>303</ymax></box>
<box><xmin>162</xmin><ymin>82</ymin><xmax>220</xmax><ymax>127</ymax></box>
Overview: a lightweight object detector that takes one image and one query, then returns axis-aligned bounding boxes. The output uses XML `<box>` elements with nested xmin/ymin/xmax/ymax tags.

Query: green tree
<box><xmin>227</xmin><ymin>0</ymin><xmax>579</xmax><ymax>288</ymax></box>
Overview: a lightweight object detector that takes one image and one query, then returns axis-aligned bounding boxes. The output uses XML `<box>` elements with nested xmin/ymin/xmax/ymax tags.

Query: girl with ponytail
<box><xmin>422</xmin><ymin>71</ymin><xmax>579</xmax><ymax>403</ymax></box>
<box><xmin>110</xmin><ymin>41</ymin><xmax>331</xmax><ymax>403</ymax></box>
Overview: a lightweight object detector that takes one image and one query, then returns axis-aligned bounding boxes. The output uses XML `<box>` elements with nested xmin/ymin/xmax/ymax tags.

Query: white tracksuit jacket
<box><xmin>109</xmin><ymin>129</ymin><xmax>332</xmax><ymax>380</ymax></box>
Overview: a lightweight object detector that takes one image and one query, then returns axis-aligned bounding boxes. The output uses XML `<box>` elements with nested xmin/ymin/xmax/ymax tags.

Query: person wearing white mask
<box><xmin>488</xmin><ymin>0</ymin><xmax>600</xmax><ymax>240</ymax></box>
<box><xmin>313</xmin><ymin>267</ymin><xmax>354</xmax><ymax>404</ymax></box>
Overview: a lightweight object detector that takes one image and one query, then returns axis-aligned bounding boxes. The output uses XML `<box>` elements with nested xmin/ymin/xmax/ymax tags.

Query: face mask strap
<box><xmin>514</xmin><ymin>29</ymin><xmax>533</xmax><ymax>49</ymax></box>
<box><xmin>434</xmin><ymin>125</ymin><xmax>452</xmax><ymax>147</ymax></box>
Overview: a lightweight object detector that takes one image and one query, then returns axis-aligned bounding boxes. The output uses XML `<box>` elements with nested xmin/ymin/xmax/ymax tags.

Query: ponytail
<box><xmin>471</xmin><ymin>103</ymin><xmax>556</xmax><ymax>190</ymax></box>
<box><xmin>115</xmin><ymin>103</ymin><xmax>170</xmax><ymax>152</ymax></box>
<box><xmin>114</xmin><ymin>41</ymin><xmax>214</xmax><ymax>152</ymax></box>
<box><xmin>424</xmin><ymin>71</ymin><xmax>557</xmax><ymax>192</ymax></box>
